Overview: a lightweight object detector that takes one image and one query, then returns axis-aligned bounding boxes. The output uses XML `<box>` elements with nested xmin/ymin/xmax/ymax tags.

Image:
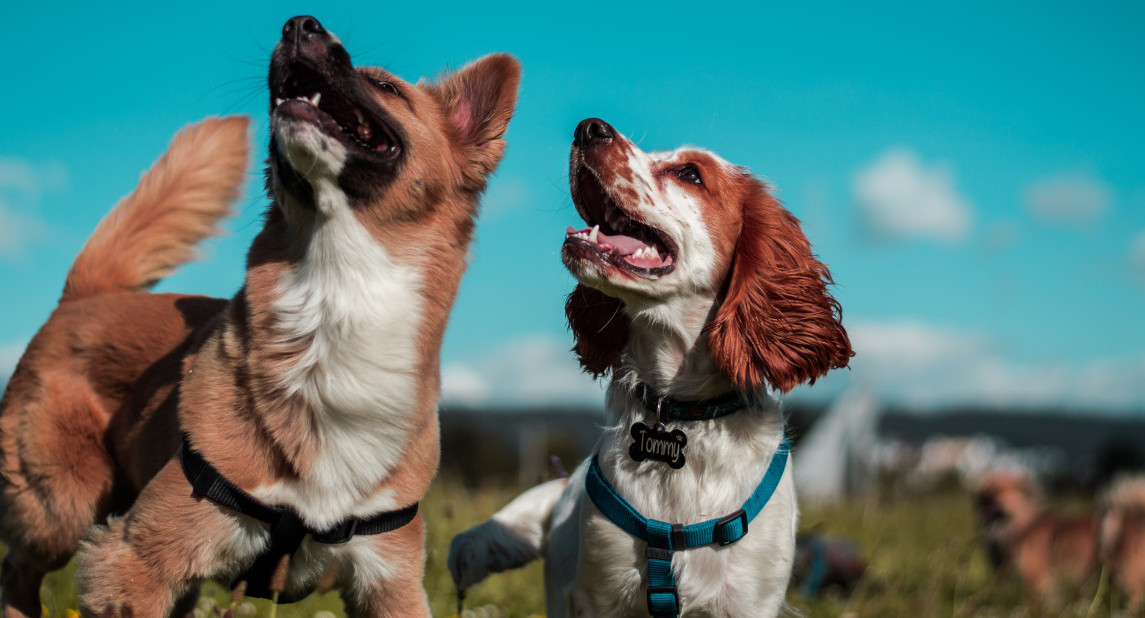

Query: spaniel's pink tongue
<box><xmin>565</xmin><ymin>226</ymin><xmax>648</xmax><ymax>255</ymax></box>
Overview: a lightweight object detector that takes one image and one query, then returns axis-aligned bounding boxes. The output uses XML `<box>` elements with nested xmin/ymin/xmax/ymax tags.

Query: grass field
<box><xmin>15</xmin><ymin>476</ymin><xmax>1138</xmax><ymax>618</ymax></box>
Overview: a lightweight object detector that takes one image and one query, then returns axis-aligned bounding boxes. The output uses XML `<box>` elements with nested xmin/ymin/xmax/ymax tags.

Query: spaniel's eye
<box><xmin>370</xmin><ymin>79</ymin><xmax>399</xmax><ymax>95</ymax></box>
<box><xmin>677</xmin><ymin>164</ymin><xmax>703</xmax><ymax>185</ymax></box>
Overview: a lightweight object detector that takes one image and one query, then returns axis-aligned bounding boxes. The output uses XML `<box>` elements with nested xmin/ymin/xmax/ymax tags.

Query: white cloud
<box><xmin>441</xmin><ymin>334</ymin><xmax>607</xmax><ymax>408</ymax></box>
<box><xmin>1024</xmin><ymin>172</ymin><xmax>1112</xmax><ymax>225</ymax></box>
<box><xmin>852</xmin><ymin>148</ymin><xmax>973</xmax><ymax>243</ymax></box>
<box><xmin>0</xmin><ymin>157</ymin><xmax>67</xmax><ymax>257</ymax></box>
<box><xmin>444</xmin><ymin>322</ymin><xmax>1145</xmax><ymax>413</ymax></box>
<box><xmin>0</xmin><ymin>205</ymin><xmax>47</xmax><ymax>257</ymax></box>
<box><xmin>849</xmin><ymin>319</ymin><xmax>989</xmax><ymax>369</ymax></box>
<box><xmin>823</xmin><ymin>319</ymin><xmax>1145</xmax><ymax>413</ymax></box>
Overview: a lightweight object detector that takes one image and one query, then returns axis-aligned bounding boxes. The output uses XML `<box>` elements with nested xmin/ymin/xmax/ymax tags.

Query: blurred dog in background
<box><xmin>976</xmin><ymin>471</ymin><xmax>1145</xmax><ymax>610</ymax></box>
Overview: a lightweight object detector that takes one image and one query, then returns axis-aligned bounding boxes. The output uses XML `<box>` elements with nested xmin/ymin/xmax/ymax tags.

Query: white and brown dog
<box><xmin>0</xmin><ymin>15</ymin><xmax>519</xmax><ymax>618</ymax></box>
<box><xmin>449</xmin><ymin>119</ymin><xmax>852</xmax><ymax>617</ymax></box>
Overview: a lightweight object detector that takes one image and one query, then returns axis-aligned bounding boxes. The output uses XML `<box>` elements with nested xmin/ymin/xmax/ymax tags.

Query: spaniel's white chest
<box><xmin>572</xmin><ymin>441</ymin><xmax>799</xmax><ymax>617</ymax></box>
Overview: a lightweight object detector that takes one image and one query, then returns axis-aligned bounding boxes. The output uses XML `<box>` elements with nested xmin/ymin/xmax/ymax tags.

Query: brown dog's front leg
<box><xmin>75</xmin><ymin>461</ymin><xmax>256</xmax><ymax>618</ymax></box>
<box><xmin>340</xmin><ymin>514</ymin><xmax>431</xmax><ymax>618</ymax></box>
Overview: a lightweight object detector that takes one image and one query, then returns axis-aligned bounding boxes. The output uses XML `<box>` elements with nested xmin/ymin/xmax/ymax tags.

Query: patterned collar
<box><xmin>635</xmin><ymin>383</ymin><xmax>747</xmax><ymax>422</ymax></box>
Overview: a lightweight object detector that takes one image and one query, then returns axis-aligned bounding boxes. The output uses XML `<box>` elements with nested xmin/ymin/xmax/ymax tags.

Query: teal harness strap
<box><xmin>585</xmin><ymin>439</ymin><xmax>790</xmax><ymax>617</ymax></box>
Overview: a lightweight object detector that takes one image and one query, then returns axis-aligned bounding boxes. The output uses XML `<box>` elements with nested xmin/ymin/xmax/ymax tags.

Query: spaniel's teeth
<box><xmin>310</xmin><ymin>92</ymin><xmax>322</xmax><ymax>106</ymax></box>
<box><xmin>355</xmin><ymin>109</ymin><xmax>366</xmax><ymax>125</ymax></box>
<box><xmin>275</xmin><ymin>98</ymin><xmax>285</xmax><ymax>106</ymax></box>
<box><xmin>589</xmin><ymin>225</ymin><xmax>600</xmax><ymax>244</ymax></box>
<box><xmin>648</xmin><ymin>247</ymin><xmax>660</xmax><ymax>260</ymax></box>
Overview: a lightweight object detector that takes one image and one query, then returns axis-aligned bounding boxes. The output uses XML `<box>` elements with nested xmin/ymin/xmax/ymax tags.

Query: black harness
<box><xmin>179</xmin><ymin>435</ymin><xmax>419</xmax><ymax>601</ymax></box>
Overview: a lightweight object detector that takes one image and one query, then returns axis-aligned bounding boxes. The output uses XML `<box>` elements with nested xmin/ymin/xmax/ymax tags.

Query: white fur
<box><xmin>215</xmin><ymin>525</ymin><xmax>399</xmax><ymax>601</ymax></box>
<box><xmin>240</xmin><ymin>117</ymin><xmax>426</xmax><ymax>589</ymax></box>
<box><xmin>272</xmin><ymin>114</ymin><xmax>349</xmax><ymax>183</ymax></box>
<box><xmin>449</xmin><ymin>478</ymin><xmax>568</xmax><ymax>590</ymax></box>
<box><xmin>450</xmin><ymin>133</ymin><xmax>799</xmax><ymax>617</ymax></box>
<box><xmin>578</xmin><ymin>144</ymin><xmax>724</xmax><ymax>305</ymax></box>
<box><xmin>253</xmin><ymin>176</ymin><xmax>422</xmax><ymax>532</ymax></box>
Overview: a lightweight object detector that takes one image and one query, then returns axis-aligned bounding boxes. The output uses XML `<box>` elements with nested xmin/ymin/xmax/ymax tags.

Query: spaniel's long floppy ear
<box><xmin>706</xmin><ymin>178</ymin><xmax>853</xmax><ymax>393</ymax></box>
<box><xmin>566</xmin><ymin>283</ymin><xmax>630</xmax><ymax>378</ymax></box>
<box><xmin>434</xmin><ymin>53</ymin><xmax>522</xmax><ymax>187</ymax></box>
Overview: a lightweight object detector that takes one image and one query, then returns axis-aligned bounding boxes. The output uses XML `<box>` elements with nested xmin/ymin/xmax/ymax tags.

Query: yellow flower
<box><xmin>65</xmin><ymin>609</ymin><xmax>80</xmax><ymax>618</ymax></box>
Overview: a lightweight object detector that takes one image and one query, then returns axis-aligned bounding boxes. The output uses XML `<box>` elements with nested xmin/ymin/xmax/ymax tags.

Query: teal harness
<box><xmin>584</xmin><ymin>439</ymin><xmax>789</xmax><ymax>617</ymax></box>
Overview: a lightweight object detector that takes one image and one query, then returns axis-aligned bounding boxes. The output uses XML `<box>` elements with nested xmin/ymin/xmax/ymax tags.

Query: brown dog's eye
<box><xmin>677</xmin><ymin>164</ymin><xmax>703</xmax><ymax>185</ymax></box>
<box><xmin>370</xmin><ymin>79</ymin><xmax>399</xmax><ymax>95</ymax></box>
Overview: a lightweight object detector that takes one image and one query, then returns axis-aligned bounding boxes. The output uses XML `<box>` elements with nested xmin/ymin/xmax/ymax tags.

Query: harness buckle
<box><xmin>646</xmin><ymin>546</ymin><xmax>673</xmax><ymax>561</ymax></box>
<box><xmin>715</xmin><ymin>508</ymin><xmax>748</xmax><ymax>546</ymax></box>
<box><xmin>318</xmin><ymin>518</ymin><xmax>359</xmax><ymax>544</ymax></box>
<box><xmin>647</xmin><ymin>586</ymin><xmax>680</xmax><ymax>616</ymax></box>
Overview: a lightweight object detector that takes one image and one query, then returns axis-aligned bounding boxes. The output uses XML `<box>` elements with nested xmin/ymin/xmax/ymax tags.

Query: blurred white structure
<box><xmin>794</xmin><ymin>387</ymin><xmax>881</xmax><ymax>503</ymax></box>
<box><xmin>897</xmin><ymin>435</ymin><xmax>1064</xmax><ymax>491</ymax></box>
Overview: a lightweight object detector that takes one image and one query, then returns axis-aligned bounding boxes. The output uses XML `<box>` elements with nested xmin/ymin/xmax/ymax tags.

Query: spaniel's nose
<box><xmin>574</xmin><ymin>118</ymin><xmax>616</xmax><ymax>147</ymax></box>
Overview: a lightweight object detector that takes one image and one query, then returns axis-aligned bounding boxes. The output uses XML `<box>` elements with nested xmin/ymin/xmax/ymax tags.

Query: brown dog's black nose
<box><xmin>574</xmin><ymin>118</ymin><xmax>615</xmax><ymax>147</ymax></box>
<box><xmin>276</xmin><ymin>15</ymin><xmax>349</xmax><ymax>67</ymax></box>
<box><xmin>282</xmin><ymin>15</ymin><xmax>326</xmax><ymax>43</ymax></box>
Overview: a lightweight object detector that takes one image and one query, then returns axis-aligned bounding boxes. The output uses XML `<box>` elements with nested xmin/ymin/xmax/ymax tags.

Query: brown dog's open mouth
<box><xmin>565</xmin><ymin>168</ymin><xmax>677</xmax><ymax>276</ymax></box>
<box><xmin>271</xmin><ymin>61</ymin><xmax>400</xmax><ymax>158</ymax></box>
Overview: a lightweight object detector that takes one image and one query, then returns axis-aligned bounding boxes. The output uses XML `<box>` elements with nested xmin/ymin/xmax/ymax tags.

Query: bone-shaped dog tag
<box><xmin>629</xmin><ymin>422</ymin><xmax>687</xmax><ymax>469</ymax></box>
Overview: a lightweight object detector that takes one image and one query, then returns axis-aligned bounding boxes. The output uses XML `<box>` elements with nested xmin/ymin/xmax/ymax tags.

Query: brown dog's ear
<box><xmin>566</xmin><ymin>284</ymin><xmax>630</xmax><ymax>378</ymax></box>
<box><xmin>706</xmin><ymin>179</ymin><xmax>853</xmax><ymax>393</ymax></box>
<box><xmin>434</xmin><ymin>53</ymin><xmax>522</xmax><ymax>186</ymax></box>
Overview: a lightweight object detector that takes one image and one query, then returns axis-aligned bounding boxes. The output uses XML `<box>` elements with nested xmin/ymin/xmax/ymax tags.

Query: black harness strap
<box><xmin>179</xmin><ymin>434</ymin><xmax>419</xmax><ymax>600</ymax></box>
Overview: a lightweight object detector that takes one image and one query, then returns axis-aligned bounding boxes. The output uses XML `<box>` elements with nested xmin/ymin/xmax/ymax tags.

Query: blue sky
<box><xmin>2</xmin><ymin>1</ymin><xmax>1143</xmax><ymax>413</ymax></box>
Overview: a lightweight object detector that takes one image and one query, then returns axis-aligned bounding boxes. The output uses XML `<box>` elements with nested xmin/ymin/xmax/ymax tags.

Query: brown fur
<box><xmin>0</xmin><ymin>118</ymin><xmax>248</xmax><ymax>617</ymax></box>
<box><xmin>978</xmin><ymin>473</ymin><xmax>1145</xmax><ymax>611</ymax></box>
<box><xmin>0</xmin><ymin>21</ymin><xmax>520</xmax><ymax>617</ymax></box>
<box><xmin>705</xmin><ymin>176</ymin><xmax>853</xmax><ymax>393</ymax></box>
<box><xmin>1100</xmin><ymin>475</ymin><xmax>1145</xmax><ymax>610</ymax></box>
<box><xmin>976</xmin><ymin>473</ymin><xmax>1100</xmax><ymax>607</ymax></box>
<box><xmin>62</xmin><ymin>120</ymin><xmax>248</xmax><ymax>302</ymax></box>
<box><xmin>565</xmin><ymin>284</ymin><xmax>630</xmax><ymax>379</ymax></box>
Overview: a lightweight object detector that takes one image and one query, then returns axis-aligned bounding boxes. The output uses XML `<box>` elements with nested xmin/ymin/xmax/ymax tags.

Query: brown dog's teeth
<box><xmin>358</xmin><ymin>123</ymin><xmax>372</xmax><ymax>141</ymax></box>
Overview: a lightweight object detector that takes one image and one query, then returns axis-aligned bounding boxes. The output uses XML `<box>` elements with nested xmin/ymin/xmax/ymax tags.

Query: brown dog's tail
<box><xmin>61</xmin><ymin>116</ymin><xmax>250</xmax><ymax>302</ymax></box>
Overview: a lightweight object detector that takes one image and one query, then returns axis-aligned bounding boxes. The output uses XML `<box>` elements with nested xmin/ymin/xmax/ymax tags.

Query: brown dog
<box><xmin>1100</xmin><ymin>475</ymin><xmax>1145</xmax><ymax>611</ymax></box>
<box><xmin>0</xmin><ymin>15</ymin><xmax>519</xmax><ymax>618</ymax></box>
<box><xmin>975</xmin><ymin>472</ymin><xmax>1100</xmax><ymax>604</ymax></box>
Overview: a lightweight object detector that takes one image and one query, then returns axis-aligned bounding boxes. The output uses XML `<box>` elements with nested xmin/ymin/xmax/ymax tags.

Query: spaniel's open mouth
<box><xmin>565</xmin><ymin>168</ymin><xmax>677</xmax><ymax>276</ymax></box>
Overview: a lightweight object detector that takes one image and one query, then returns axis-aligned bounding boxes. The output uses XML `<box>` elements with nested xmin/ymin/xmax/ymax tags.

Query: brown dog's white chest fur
<box><xmin>251</xmin><ymin>186</ymin><xmax>428</xmax><ymax>528</ymax></box>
